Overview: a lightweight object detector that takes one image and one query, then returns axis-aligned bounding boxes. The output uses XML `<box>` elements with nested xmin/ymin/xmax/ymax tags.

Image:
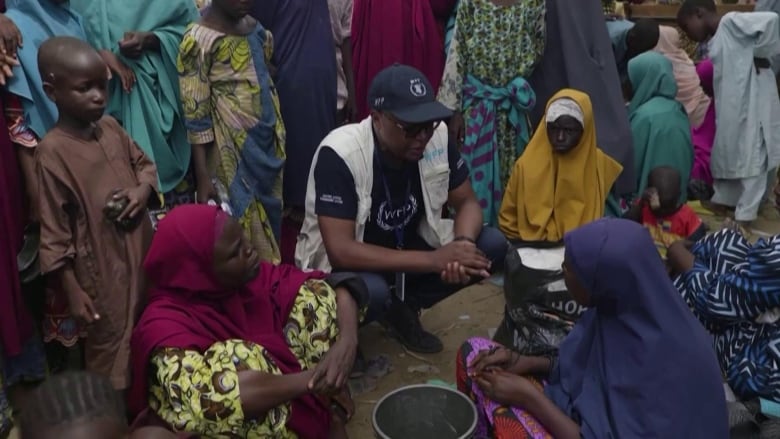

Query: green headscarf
<box><xmin>627</xmin><ymin>52</ymin><xmax>693</xmax><ymax>202</ymax></box>
<box><xmin>69</xmin><ymin>0</ymin><xmax>199</xmax><ymax>193</ymax></box>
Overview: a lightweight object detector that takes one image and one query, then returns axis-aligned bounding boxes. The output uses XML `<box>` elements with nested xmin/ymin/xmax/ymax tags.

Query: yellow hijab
<box><xmin>498</xmin><ymin>89</ymin><xmax>623</xmax><ymax>242</ymax></box>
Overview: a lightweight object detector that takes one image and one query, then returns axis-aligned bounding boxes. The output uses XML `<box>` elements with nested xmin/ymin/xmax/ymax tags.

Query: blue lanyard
<box><xmin>373</xmin><ymin>149</ymin><xmax>412</xmax><ymax>249</ymax></box>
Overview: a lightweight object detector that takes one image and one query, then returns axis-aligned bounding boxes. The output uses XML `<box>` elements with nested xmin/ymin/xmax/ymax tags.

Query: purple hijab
<box><xmin>692</xmin><ymin>60</ymin><xmax>715</xmax><ymax>184</ymax></box>
<box><xmin>545</xmin><ymin>219</ymin><xmax>728</xmax><ymax>439</ymax></box>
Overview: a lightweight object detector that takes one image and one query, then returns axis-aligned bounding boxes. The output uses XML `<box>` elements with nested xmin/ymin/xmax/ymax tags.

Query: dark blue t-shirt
<box><xmin>314</xmin><ymin>140</ymin><xmax>469</xmax><ymax>250</ymax></box>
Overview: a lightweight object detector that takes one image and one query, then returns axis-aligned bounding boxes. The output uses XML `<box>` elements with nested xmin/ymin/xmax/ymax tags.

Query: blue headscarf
<box><xmin>545</xmin><ymin>218</ymin><xmax>728</xmax><ymax>439</ymax></box>
<box><xmin>6</xmin><ymin>0</ymin><xmax>86</xmax><ymax>139</ymax></box>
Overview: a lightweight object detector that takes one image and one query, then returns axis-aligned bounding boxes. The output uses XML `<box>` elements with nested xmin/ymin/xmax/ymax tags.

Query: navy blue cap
<box><xmin>368</xmin><ymin>64</ymin><xmax>453</xmax><ymax>124</ymax></box>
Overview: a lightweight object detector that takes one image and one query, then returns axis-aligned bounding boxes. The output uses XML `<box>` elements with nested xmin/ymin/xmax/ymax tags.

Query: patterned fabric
<box><xmin>438</xmin><ymin>0</ymin><xmax>545</xmax><ymax>226</ymax></box>
<box><xmin>675</xmin><ymin>229</ymin><xmax>780</xmax><ymax>403</ymax></box>
<box><xmin>463</xmin><ymin>75</ymin><xmax>535</xmax><ymax>226</ymax></box>
<box><xmin>3</xmin><ymin>93</ymin><xmax>37</xmax><ymax>147</ymax></box>
<box><xmin>178</xmin><ymin>23</ymin><xmax>286</xmax><ymax>263</ymax></box>
<box><xmin>456</xmin><ymin>337</ymin><xmax>552</xmax><ymax>439</ymax></box>
<box><xmin>443</xmin><ymin>0</ymin><xmax>460</xmax><ymax>55</ymax></box>
<box><xmin>149</xmin><ymin>279</ymin><xmax>342</xmax><ymax>436</ymax></box>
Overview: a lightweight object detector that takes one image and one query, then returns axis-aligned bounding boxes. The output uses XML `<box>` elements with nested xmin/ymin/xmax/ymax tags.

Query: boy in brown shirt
<box><xmin>36</xmin><ymin>36</ymin><xmax>158</xmax><ymax>390</ymax></box>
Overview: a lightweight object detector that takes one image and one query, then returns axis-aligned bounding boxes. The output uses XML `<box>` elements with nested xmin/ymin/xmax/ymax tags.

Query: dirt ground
<box><xmin>346</xmin><ymin>281</ymin><xmax>503</xmax><ymax>438</ymax></box>
<box><xmin>348</xmin><ymin>204</ymin><xmax>780</xmax><ymax>438</ymax></box>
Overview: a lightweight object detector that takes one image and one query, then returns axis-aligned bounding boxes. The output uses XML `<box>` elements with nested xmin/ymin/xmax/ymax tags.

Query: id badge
<box><xmin>394</xmin><ymin>272</ymin><xmax>406</xmax><ymax>302</ymax></box>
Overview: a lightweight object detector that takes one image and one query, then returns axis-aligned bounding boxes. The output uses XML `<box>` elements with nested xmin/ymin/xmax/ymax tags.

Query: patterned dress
<box><xmin>674</xmin><ymin>229</ymin><xmax>780</xmax><ymax>403</ymax></box>
<box><xmin>456</xmin><ymin>337</ymin><xmax>552</xmax><ymax>438</ymax></box>
<box><xmin>178</xmin><ymin>22</ymin><xmax>286</xmax><ymax>263</ymax></box>
<box><xmin>438</xmin><ymin>0</ymin><xmax>545</xmax><ymax>226</ymax></box>
<box><xmin>148</xmin><ymin>279</ymin><xmax>346</xmax><ymax>437</ymax></box>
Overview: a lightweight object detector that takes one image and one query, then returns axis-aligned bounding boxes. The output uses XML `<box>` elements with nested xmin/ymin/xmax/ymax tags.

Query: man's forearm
<box><xmin>329</xmin><ymin>240</ymin><xmax>435</xmax><ymax>274</ymax></box>
<box><xmin>453</xmin><ymin>198</ymin><xmax>483</xmax><ymax>241</ymax></box>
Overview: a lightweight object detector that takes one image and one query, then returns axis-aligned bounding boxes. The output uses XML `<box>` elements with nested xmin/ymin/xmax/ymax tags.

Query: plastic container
<box><xmin>372</xmin><ymin>384</ymin><xmax>477</xmax><ymax>439</ymax></box>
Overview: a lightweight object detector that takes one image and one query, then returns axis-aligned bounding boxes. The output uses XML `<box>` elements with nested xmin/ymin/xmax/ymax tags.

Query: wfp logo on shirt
<box><xmin>375</xmin><ymin>195</ymin><xmax>418</xmax><ymax>231</ymax></box>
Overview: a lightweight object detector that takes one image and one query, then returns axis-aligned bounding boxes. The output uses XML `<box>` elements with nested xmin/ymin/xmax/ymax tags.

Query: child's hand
<box><xmin>114</xmin><ymin>184</ymin><xmax>152</xmax><ymax>222</ymax></box>
<box><xmin>196</xmin><ymin>179</ymin><xmax>218</xmax><ymax>205</ymax></box>
<box><xmin>99</xmin><ymin>50</ymin><xmax>136</xmax><ymax>93</ymax></box>
<box><xmin>667</xmin><ymin>240</ymin><xmax>695</xmax><ymax>275</ymax></box>
<box><xmin>68</xmin><ymin>288</ymin><xmax>100</xmax><ymax>324</ymax></box>
<box><xmin>0</xmin><ymin>13</ymin><xmax>22</xmax><ymax>57</ymax></box>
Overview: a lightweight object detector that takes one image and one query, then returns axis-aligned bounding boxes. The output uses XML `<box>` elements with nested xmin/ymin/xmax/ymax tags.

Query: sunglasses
<box><xmin>386</xmin><ymin>114</ymin><xmax>441</xmax><ymax>139</ymax></box>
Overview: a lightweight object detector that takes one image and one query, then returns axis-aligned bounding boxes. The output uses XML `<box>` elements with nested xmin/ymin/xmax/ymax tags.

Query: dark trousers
<box><xmin>357</xmin><ymin>226</ymin><xmax>508</xmax><ymax>323</ymax></box>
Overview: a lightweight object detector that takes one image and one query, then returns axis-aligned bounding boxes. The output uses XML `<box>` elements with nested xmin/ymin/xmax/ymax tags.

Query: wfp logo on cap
<box><xmin>409</xmin><ymin>78</ymin><xmax>427</xmax><ymax>98</ymax></box>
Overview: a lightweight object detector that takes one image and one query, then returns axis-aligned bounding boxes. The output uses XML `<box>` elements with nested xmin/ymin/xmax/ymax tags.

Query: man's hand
<box><xmin>114</xmin><ymin>184</ymin><xmax>152</xmax><ymax>222</ymax></box>
<box><xmin>308</xmin><ymin>336</ymin><xmax>358</xmax><ymax>396</ymax></box>
<box><xmin>430</xmin><ymin>240</ymin><xmax>491</xmax><ymax>281</ymax></box>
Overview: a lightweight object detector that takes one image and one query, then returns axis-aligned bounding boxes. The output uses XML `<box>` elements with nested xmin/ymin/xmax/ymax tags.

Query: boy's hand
<box><xmin>344</xmin><ymin>94</ymin><xmax>357</xmax><ymax>124</ymax></box>
<box><xmin>99</xmin><ymin>50</ymin><xmax>136</xmax><ymax>92</ymax></box>
<box><xmin>68</xmin><ymin>288</ymin><xmax>100</xmax><ymax>324</ymax></box>
<box><xmin>115</xmin><ymin>184</ymin><xmax>152</xmax><ymax>222</ymax></box>
<box><xmin>196</xmin><ymin>179</ymin><xmax>218</xmax><ymax>204</ymax></box>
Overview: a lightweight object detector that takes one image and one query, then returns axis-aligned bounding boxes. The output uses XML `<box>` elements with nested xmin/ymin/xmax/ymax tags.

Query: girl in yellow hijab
<box><xmin>499</xmin><ymin>89</ymin><xmax>623</xmax><ymax>242</ymax></box>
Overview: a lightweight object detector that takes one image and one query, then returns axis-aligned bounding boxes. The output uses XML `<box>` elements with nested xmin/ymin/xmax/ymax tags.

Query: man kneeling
<box><xmin>296</xmin><ymin>64</ymin><xmax>507</xmax><ymax>353</ymax></box>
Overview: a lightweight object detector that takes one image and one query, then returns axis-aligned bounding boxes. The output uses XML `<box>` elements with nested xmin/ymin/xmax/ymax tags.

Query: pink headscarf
<box><xmin>691</xmin><ymin>60</ymin><xmax>715</xmax><ymax>184</ymax></box>
<box><xmin>128</xmin><ymin>204</ymin><xmax>329</xmax><ymax>437</ymax></box>
<box><xmin>654</xmin><ymin>26</ymin><xmax>711</xmax><ymax>128</ymax></box>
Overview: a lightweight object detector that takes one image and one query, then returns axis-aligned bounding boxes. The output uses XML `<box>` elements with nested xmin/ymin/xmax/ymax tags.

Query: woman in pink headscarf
<box><xmin>654</xmin><ymin>26</ymin><xmax>711</xmax><ymax>129</ymax></box>
<box><xmin>129</xmin><ymin>204</ymin><xmax>367</xmax><ymax>438</ymax></box>
<box><xmin>690</xmin><ymin>59</ymin><xmax>716</xmax><ymax>199</ymax></box>
<box><xmin>352</xmin><ymin>0</ymin><xmax>457</xmax><ymax>119</ymax></box>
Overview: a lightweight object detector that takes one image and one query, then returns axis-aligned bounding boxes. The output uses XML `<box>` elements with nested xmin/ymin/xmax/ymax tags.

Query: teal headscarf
<box><xmin>628</xmin><ymin>52</ymin><xmax>693</xmax><ymax>202</ymax></box>
<box><xmin>6</xmin><ymin>0</ymin><xmax>86</xmax><ymax>139</ymax></box>
<box><xmin>68</xmin><ymin>0</ymin><xmax>199</xmax><ymax>193</ymax></box>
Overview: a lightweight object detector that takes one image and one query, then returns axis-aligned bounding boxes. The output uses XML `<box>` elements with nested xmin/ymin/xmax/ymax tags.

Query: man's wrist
<box><xmin>453</xmin><ymin>235</ymin><xmax>476</xmax><ymax>244</ymax></box>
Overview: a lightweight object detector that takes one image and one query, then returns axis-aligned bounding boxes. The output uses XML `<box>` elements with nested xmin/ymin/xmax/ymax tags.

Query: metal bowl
<box><xmin>372</xmin><ymin>384</ymin><xmax>477</xmax><ymax>439</ymax></box>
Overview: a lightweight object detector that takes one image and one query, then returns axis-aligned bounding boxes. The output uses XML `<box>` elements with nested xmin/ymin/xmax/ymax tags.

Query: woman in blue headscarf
<box><xmin>456</xmin><ymin>218</ymin><xmax>728</xmax><ymax>438</ymax></box>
